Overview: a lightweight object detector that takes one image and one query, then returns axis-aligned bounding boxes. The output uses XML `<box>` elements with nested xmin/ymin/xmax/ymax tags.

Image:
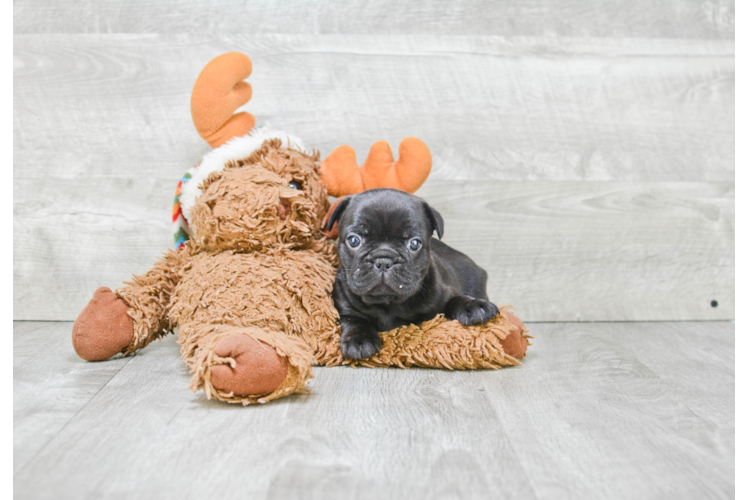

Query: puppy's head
<box><xmin>326</xmin><ymin>188</ymin><xmax>444</xmax><ymax>305</ymax></box>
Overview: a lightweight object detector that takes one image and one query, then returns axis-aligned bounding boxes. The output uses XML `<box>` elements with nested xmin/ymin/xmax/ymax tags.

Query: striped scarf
<box><xmin>173</xmin><ymin>165</ymin><xmax>198</xmax><ymax>249</ymax></box>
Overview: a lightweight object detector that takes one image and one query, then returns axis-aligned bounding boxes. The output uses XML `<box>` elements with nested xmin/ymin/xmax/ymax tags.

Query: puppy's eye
<box><xmin>289</xmin><ymin>180</ymin><xmax>302</xmax><ymax>190</ymax></box>
<box><xmin>346</xmin><ymin>235</ymin><xmax>361</xmax><ymax>249</ymax></box>
<box><xmin>408</xmin><ymin>238</ymin><xmax>422</xmax><ymax>251</ymax></box>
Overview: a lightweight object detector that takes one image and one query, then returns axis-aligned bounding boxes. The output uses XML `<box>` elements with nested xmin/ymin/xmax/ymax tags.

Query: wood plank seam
<box><xmin>13</xmin><ymin>355</ymin><xmax>135</xmax><ymax>478</ymax></box>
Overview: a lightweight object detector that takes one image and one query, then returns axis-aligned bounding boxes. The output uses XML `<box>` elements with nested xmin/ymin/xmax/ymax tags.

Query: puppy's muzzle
<box><xmin>366</xmin><ymin>249</ymin><xmax>403</xmax><ymax>273</ymax></box>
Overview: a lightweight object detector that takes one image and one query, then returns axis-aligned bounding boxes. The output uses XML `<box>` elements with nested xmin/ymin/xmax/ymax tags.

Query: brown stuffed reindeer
<box><xmin>71</xmin><ymin>52</ymin><xmax>530</xmax><ymax>405</ymax></box>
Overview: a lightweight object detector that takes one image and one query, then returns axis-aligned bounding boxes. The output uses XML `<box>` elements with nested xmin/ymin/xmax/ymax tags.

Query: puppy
<box><xmin>326</xmin><ymin>188</ymin><xmax>500</xmax><ymax>360</ymax></box>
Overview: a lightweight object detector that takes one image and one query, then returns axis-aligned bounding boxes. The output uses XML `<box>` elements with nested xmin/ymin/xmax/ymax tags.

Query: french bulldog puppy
<box><xmin>326</xmin><ymin>188</ymin><xmax>500</xmax><ymax>360</ymax></box>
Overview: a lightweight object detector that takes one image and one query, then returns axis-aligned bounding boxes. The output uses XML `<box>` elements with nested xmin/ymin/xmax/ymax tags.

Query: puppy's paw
<box><xmin>447</xmin><ymin>297</ymin><xmax>500</xmax><ymax>326</ymax></box>
<box><xmin>340</xmin><ymin>330</ymin><xmax>382</xmax><ymax>360</ymax></box>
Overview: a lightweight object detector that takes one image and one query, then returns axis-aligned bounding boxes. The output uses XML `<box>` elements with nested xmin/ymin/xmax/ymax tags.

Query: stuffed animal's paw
<box><xmin>72</xmin><ymin>287</ymin><xmax>134</xmax><ymax>361</ymax></box>
<box><xmin>499</xmin><ymin>308</ymin><xmax>529</xmax><ymax>359</ymax></box>
<box><xmin>210</xmin><ymin>334</ymin><xmax>288</xmax><ymax>397</ymax></box>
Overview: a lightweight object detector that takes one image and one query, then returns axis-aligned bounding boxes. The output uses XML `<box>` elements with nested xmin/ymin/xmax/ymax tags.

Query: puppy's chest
<box><xmin>366</xmin><ymin>304</ymin><xmax>434</xmax><ymax>332</ymax></box>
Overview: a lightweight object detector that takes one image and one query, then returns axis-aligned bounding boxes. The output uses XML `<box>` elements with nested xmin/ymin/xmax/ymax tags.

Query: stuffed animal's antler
<box><xmin>191</xmin><ymin>52</ymin><xmax>256</xmax><ymax>148</ymax></box>
<box><xmin>320</xmin><ymin>137</ymin><xmax>432</xmax><ymax>197</ymax></box>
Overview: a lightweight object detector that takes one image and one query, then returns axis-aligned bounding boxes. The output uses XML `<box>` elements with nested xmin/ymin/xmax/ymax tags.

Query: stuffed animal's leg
<box><xmin>72</xmin><ymin>287</ymin><xmax>135</xmax><ymax>361</ymax></box>
<box><xmin>181</xmin><ymin>324</ymin><xmax>315</xmax><ymax>405</ymax></box>
<box><xmin>499</xmin><ymin>309</ymin><xmax>531</xmax><ymax>360</ymax></box>
<box><xmin>72</xmin><ymin>247</ymin><xmax>191</xmax><ymax>361</ymax></box>
<box><xmin>360</xmin><ymin>307</ymin><xmax>531</xmax><ymax>370</ymax></box>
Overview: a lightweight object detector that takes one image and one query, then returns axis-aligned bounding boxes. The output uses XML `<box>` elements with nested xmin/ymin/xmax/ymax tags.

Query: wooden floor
<box><xmin>14</xmin><ymin>320</ymin><xmax>734</xmax><ymax>499</ymax></box>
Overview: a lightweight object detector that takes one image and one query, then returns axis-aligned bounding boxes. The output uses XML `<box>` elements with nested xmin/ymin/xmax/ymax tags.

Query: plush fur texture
<box><xmin>118</xmin><ymin>139</ymin><xmax>340</xmax><ymax>404</ymax></box>
<box><xmin>73</xmin><ymin>139</ymin><xmax>530</xmax><ymax>405</ymax></box>
<box><xmin>356</xmin><ymin>309</ymin><xmax>528</xmax><ymax>369</ymax></box>
<box><xmin>180</xmin><ymin>128</ymin><xmax>305</xmax><ymax>226</ymax></box>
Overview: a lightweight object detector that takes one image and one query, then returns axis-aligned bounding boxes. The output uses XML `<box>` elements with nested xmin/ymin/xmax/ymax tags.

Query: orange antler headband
<box><xmin>191</xmin><ymin>52</ymin><xmax>256</xmax><ymax>148</ymax></box>
<box><xmin>319</xmin><ymin>138</ymin><xmax>432</xmax><ymax>197</ymax></box>
<box><xmin>189</xmin><ymin>52</ymin><xmax>432</xmax><ymax>196</ymax></box>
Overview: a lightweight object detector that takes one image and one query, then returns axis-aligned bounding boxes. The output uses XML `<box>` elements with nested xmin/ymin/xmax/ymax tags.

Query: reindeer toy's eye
<box><xmin>289</xmin><ymin>180</ymin><xmax>302</xmax><ymax>190</ymax></box>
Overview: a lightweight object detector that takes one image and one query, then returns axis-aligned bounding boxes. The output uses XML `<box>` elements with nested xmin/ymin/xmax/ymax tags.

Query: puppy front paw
<box><xmin>341</xmin><ymin>330</ymin><xmax>382</xmax><ymax>360</ymax></box>
<box><xmin>339</xmin><ymin>316</ymin><xmax>382</xmax><ymax>360</ymax></box>
<box><xmin>446</xmin><ymin>296</ymin><xmax>500</xmax><ymax>326</ymax></box>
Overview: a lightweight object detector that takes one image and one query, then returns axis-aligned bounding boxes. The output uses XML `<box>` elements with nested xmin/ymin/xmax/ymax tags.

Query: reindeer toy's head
<box><xmin>186</xmin><ymin>140</ymin><xmax>329</xmax><ymax>253</ymax></box>
<box><xmin>176</xmin><ymin>52</ymin><xmax>433</xmax><ymax>253</ymax></box>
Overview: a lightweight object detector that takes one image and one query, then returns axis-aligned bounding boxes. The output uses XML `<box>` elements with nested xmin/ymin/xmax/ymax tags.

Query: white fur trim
<box><xmin>180</xmin><ymin>127</ymin><xmax>305</xmax><ymax>225</ymax></box>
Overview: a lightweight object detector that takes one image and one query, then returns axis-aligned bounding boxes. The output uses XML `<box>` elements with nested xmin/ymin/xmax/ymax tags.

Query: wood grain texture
<box><xmin>14</xmin><ymin>177</ymin><xmax>174</xmax><ymax>321</ymax></box>
<box><xmin>13</xmin><ymin>320</ymin><xmax>735</xmax><ymax>499</ymax></box>
<box><xmin>418</xmin><ymin>180</ymin><xmax>735</xmax><ymax>322</ymax></box>
<box><xmin>13</xmin><ymin>23</ymin><xmax>735</xmax><ymax>322</ymax></box>
<box><xmin>13</xmin><ymin>0</ymin><xmax>734</xmax><ymax>39</ymax></box>
<box><xmin>476</xmin><ymin>321</ymin><xmax>734</xmax><ymax>499</ymax></box>
<box><xmin>14</xmin><ymin>178</ymin><xmax>734</xmax><ymax>322</ymax></box>
<box><xmin>732</xmin><ymin>320</ymin><xmax>748</xmax><ymax>361</ymax></box>
<box><xmin>729</xmin><ymin>182</ymin><xmax>748</xmax><ymax>321</ymax></box>
<box><xmin>14</xmin><ymin>35</ymin><xmax>734</xmax><ymax>182</ymax></box>
<box><xmin>13</xmin><ymin>322</ymin><xmax>132</xmax><ymax>475</ymax></box>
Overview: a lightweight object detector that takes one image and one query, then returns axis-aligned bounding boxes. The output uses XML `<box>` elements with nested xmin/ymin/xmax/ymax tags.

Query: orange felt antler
<box><xmin>191</xmin><ymin>52</ymin><xmax>256</xmax><ymax>148</ymax></box>
<box><xmin>320</xmin><ymin>137</ymin><xmax>432</xmax><ymax>197</ymax></box>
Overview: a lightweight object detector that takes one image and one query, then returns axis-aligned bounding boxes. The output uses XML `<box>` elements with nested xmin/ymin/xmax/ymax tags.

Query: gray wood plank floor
<box><xmin>14</xmin><ymin>320</ymin><xmax>734</xmax><ymax>500</ymax></box>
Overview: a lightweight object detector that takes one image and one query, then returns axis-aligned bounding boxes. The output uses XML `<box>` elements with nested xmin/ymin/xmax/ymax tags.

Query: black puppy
<box><xmin>326</xmin><ymin>188</ymin><xmax>500</xmax><ymax>360</ymax></box>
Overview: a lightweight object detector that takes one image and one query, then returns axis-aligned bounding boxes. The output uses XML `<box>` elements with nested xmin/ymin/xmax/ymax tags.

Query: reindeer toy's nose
<box><xmin>277</xmin><ymin>199</ymin><xmax>291</xmax><ymax>220</ymax></box>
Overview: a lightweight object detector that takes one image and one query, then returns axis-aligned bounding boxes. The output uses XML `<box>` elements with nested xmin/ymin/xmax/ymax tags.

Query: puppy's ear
<box><xmin>423</xmin><ymin>202</ymin><xmax>444</xmax><ymax>239</ymax></box>
<box><xmin>324</xmin><ymin>196</ymin><xmax>353</xmax><ymax>232</ymax></box>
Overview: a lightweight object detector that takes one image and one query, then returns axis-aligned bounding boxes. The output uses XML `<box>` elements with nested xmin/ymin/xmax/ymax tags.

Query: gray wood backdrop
<box><xmin>13</xmin><ymin>1</ymin><xmax>734</xmax><ymax>322</ymax></box>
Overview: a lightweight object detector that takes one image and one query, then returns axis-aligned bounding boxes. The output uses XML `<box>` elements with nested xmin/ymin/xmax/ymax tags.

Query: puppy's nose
<box><xmin>374</xmin><ymin>257</ymin><xmax>394</xmax><ymax>271</ymax></box>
